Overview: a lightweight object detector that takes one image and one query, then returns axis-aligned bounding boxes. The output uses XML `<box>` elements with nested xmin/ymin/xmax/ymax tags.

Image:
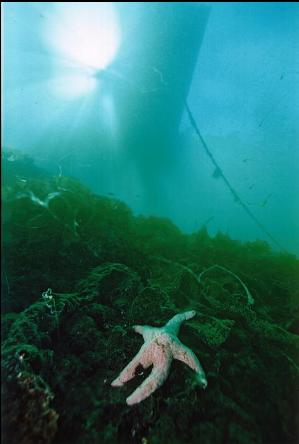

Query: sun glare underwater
<box><xmin>43</xmin><ymin>2</ymin><xmax>121</xmax><ymax>99</ymax></box>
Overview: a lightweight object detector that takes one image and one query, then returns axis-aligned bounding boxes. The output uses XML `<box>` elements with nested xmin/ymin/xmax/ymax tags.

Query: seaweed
<box><xmin>1</xmin><ymin>153</ymin><xmax>299</xmax><ymax>443</ymax></box>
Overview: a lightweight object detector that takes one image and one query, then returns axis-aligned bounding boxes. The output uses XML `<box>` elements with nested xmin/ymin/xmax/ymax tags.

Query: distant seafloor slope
<box><xmin>1</xmin><ymin>149</ymin><xmax>299</xmax><ymax>444</ymax></box>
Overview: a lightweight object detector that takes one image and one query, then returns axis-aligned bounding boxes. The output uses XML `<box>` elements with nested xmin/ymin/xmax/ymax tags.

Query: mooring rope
<box><xmin>185</xmin><ymin>101</ymin><xmax>287</xmax><ymax>253</ymax></box>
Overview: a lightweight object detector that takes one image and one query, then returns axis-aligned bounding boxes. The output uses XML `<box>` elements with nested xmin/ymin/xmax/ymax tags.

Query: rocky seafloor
<box><xmin>1</xmin><ymin>150</ymin><xmax>299</xmax><ymax>444</ymax></box>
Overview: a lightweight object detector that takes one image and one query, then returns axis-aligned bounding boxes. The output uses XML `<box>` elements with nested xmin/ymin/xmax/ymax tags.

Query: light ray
<box><xmin>44</xmin><ymin>3</ymin><xmax>121</xmax><ymax>71</ymax></box>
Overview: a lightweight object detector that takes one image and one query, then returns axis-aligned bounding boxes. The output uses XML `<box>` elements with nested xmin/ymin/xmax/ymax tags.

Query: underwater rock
<box><xmin>2</xmin><ymin>166</ymin><xmax>299</xmax><ymax>443</ymax></box>
<box><xmin>78</xmin><ymin>262</ymin><xmax>142</xmax><ymax>307</ymax></box>
<box><xmin>1</xmin><ymin>371</ymin><xmax>58</xmax><ymax>444</ymax></box>
<box><xmin>188</xmin><ymin>317</ymin><xmax>235</xmax><ymax>348</ymax></box>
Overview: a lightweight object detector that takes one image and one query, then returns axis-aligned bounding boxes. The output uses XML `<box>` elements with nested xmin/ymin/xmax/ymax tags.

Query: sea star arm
<box><xmin>165</xmin><ymin>310</ymin><xmax>196</xmax><ymax>335</ymax></box>
<box><xmin>171</xmin><ymin>339</ymin><xmax>207</xmax><ymax>388</ymax></box>
<box><xmin>133</xmin><ymin>325</ymin><xmax>156</xmax><ymax>341</ymax></box>
<box><xmin>126</xmin><ymin>359</ymin><xmax>171</xmax><ymax>405</ymax></box>
<box><xmin>111</xmin><ymin>345</ymin><xmax>150</xmax><ymax>387</ymax></box>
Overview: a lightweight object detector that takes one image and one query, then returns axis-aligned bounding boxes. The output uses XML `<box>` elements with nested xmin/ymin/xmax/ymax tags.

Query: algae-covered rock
<box><xmin>1</xmin><ymin>371</ymin><xmax>58</xmax><ymax>444</ymax></box>
<box><xmin>77</xmin><ymin>263</ymin><xmax>142</xmax><ymax>307</ymax></box>
<box><xmin>2</xmin><ymin>162</ymin><xmax>299</xmax><ymax>444</ymax></box>
<box><xmin>189</xmin><ymin>317</ymin><xmax>235</xmax><ymax>347</ymax></box>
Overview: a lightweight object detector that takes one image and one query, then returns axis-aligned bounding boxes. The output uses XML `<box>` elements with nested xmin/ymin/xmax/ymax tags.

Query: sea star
<box><xmin>111</xmin><ymin>310</ymin><xmax>207</xmax><ymax>405</ymax></box>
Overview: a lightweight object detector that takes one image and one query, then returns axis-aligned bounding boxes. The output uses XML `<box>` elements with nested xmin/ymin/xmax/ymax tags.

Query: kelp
<box><xmin>1</xmin><ymin>151</ymin><xmax>299</xmax><ymax>443</ymax></box>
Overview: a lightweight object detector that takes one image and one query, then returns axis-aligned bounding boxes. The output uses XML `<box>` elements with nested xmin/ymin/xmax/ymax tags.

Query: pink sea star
<box><xmin>111</xmin><ymin>310</ymin><xmax>207</xmax><ymax>405</ymax></box>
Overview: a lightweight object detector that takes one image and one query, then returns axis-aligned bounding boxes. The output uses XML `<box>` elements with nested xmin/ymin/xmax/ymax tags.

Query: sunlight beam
<box><xmin>44</xmin><ymin>2</ymin><xmax>121</xmax><ymax>98</ymax></box>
